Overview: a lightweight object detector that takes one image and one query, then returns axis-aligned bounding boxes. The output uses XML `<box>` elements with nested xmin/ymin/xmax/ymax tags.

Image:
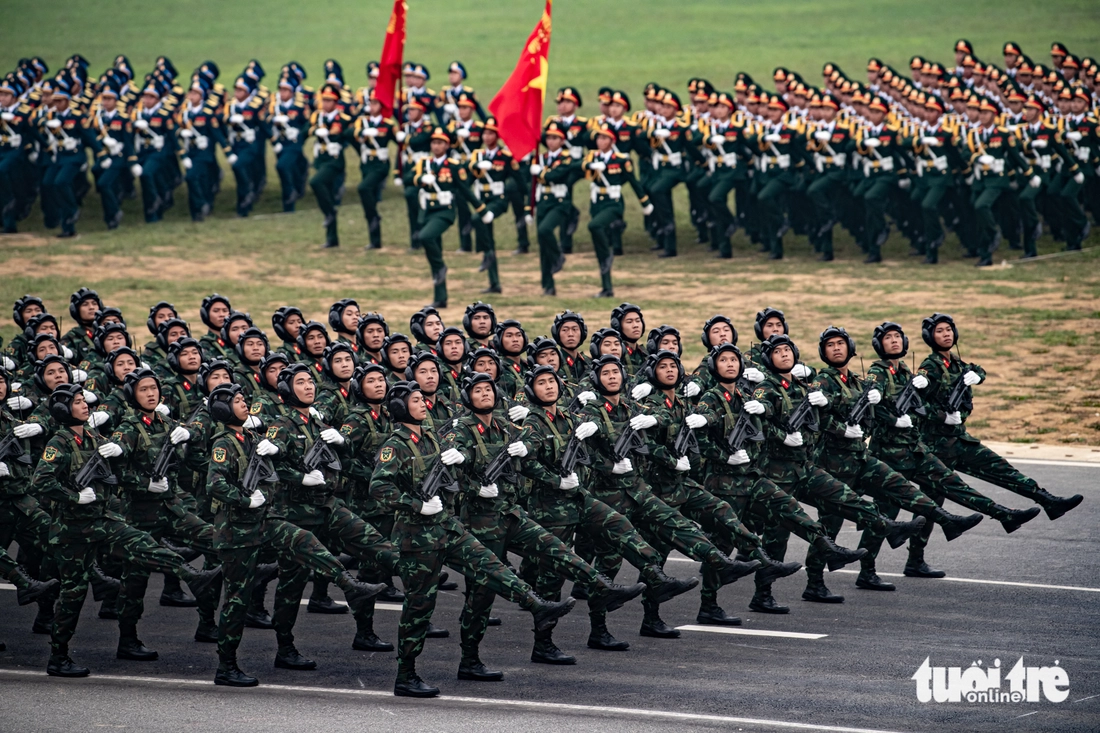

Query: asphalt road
<box><xmin>1</xmin><ymin>460</ymin><xmax>1097</xmax><ymax>733</ymax></box>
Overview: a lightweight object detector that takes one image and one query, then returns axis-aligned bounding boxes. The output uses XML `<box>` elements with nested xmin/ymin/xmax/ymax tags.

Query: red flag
<box><xmin>489</xmin><ymin>0</ymin><xmax>553</xmax><ymax>159</ymax></box>
<box><xmin>376</xmin><ymin>0</ymin><xmax>407</xmax><ymax>118</ymax></box>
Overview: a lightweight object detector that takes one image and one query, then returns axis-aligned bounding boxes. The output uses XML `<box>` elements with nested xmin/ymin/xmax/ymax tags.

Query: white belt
<box><xmin>721</xmin><ymin>153</ymin><xmax>738</xmax><ymax>169</ymax></box>
<box><xmin>1076</xmin><ymin>147</ymin><xmax>1091</xmax><ymax>162</ymax></box>
<box><xmin>419</xmin><ymin>189</ymin><xmax>453</xmax><ymax>208</ymax></box>
<box><xmin>541</xmin><ymin>184</ymin><xmax>568</xmax><ymax>200</ymax></box>
<box><xmin>931</xmin><ymin>155</ymin><xmax>947</xmax><ymax>172</ymax></box>
<box><xmin>474</xmin><ymin>180</ymin><xmax>504</xmax><ymax>201</ymax></box>
<box><xmin>590</xmin><ymin>183</ymin><xmax>622</xmax><ymax>202</ymax></box>
<box><xmin>361</xmin><ymin>147</ymin><xmax>389</xmax><ymax>163</ymax></box>
<box><xmin>569</xmin><ymin>145</ymin><xmax>584</xmax><ymax>159</ymax></box>
<box><xmin>984</xmin><ymin>158</ymin><xmax>1005</xmax><ymax>174</ymax></box>
<box><xmin>653</xmin><ymin>151</ymin><xmax>682</xmax><ymax>167</ymax></box>
<box><xmin>1037</xmin><ymin>154</ymin><xmax>1051</xmax><ymax>171</ymax></box>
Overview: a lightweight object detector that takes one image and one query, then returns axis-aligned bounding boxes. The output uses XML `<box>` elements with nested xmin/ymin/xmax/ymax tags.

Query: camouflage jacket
<box><xmin>918</xmin><ymin>351</ymin><xmax>986</xmax><ymax>441</ymax></box>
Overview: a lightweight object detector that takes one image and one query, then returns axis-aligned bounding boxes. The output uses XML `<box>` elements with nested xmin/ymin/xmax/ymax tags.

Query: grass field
<box><xmin>2</xmin><ymin>1</ymin><xmax>1099</xmax><ymax>444</ymax></box>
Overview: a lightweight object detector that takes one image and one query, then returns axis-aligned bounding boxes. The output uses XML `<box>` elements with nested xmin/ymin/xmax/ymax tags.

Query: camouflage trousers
<box><xmin>119</xmin><ymin>510</ymin><xmax>219</xmax><ymax>633</ymax></box>
<box><xmin>810</xmin><ymin>452</ymin><xmax>940</xmax><ymax>573</ymax></box>
<box><xmin>217</xmin><ymin>519</ymin><xmax>346</xmax><ymax>663</ymax></box>
<box><xmin>354</xmin><ymin>513</ymin><xmax>397</xmax><ymax>637</ymax></box>
<box><xmin>396</xmin><ymin>521</ymin><xmax>531</xmax><ymax>670</ymax></box>
<box><xmin>273</xmin><ymin>504</ymin><xmax>398</xmax><ymax>649</ymax></box>
<box><xmin>703</xmin><ymin>472</ymin><xmax>825</xmax><ymax>605</ymax></box>
<box><xmin>0</xmin><ymin>495</ymin><xmax>57</xmax><ymax>609</ymax></box>
<box><xmin>461</xmin><ymin>507</ymin><xmax>598</xmax><ymax>660</ymax></box>
<box><xmin>51</xmin><ymin>518</ymin><xmax>186</xmax><ymax>656</ymax></box>
<box><xmin>926</xmin><ymin>434</ymin><xmax>1044</xmax><ymax>503</ymax></box>
<box><xmin>0</xmin><ymin>545</ymin><xmax>17</xmax><ymax>576</ymax></box>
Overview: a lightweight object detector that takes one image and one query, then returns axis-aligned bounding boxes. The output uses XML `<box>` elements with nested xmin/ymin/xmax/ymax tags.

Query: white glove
<box><xmin>477</xmin><ymin>159</ymin><xmax>493</xmax><ymax>171</ymax></box>
<box><xmin>811</xmin><ymin>131</ymin><xmax>830</xmax><ymax>142</ymax></box>
<box><xmin>62</xmin><ymin>346</ymin><xmax>74</xmax><ymax>360</ymax></box>
<box><xmin>674</xmin><ymin>456</ymin><xmax>691</xmax><ymax>472</ymax></box>
<box><xmin>13</xmin><ymin>423</ymin><xmax>43</xmax><ymax>438</ymax></box>
<box><xmin>743</xmin><ymin>367</ymin><xmax>765</xmax><ymax>384</ymax></box>
<box><xmin>508</xmin><ymin>405</ymin><xmax>530</xmax><ymax>421</ymax></box>
<box><xmin>152</xmin><ymin>134</ymin><xmax>166</xmax><ymax>150</ymax></box>
<box><xmin>863</xmin><ymin>137</ymin><xmax>881</xmax><ymax>148</ymax></box>
<box><xmin>393</xmin><ymin>176</ymin><xmax>405</xmax><ymax>188</ymax></box>
<box><xmin>97</xmin><ymin>442</ymin><xmax>123</xmax><ymax>458</ymax></box>
<box><xmin>588</xmin><ymin>161</ymin><xmax>606</xmax><ymax>172</ymax></box>
<box><xmin>742</xmin><ymin>400</ymin><xmax>765</xmax><ymax>415</ymax></box>
<box><xmin>911</xmin><ymin>375</ymin><xmax>929</xmax><ymax>390</ymax></box>
<box><xmin>182</xmin><ymin>157</ymin><xmax>192</xmax><ymax>170</ymax></box>
<box><xmin>506</xmin><ymin>441</ymin><xmax>528</xmax><ymax>457</ymax></box>
<box><xmin>0</xmin><ymin>112</ymin><xmax>12</xmax><ymax>121</ymax></box>
<box><xmin>362</xmin><ymin>126</ymin><xmax>378</xmax><ymax>138</ymax></box>
<box><xmin>101</xmin><ymin>157</ymin><xmax>112</xmax><ymax>169</ymax></box>
<box><xmin>248</xmin><ymin>490</ymin><xmax>266</xmax><ymax>509</ymax></box>
<box><xmin>229</xmin><ymin>114</ymin><xmax>244</xmax><ymax>125</ymax></box>
<box><xmin>575</xmin><ymin>422</ymin><xmax>598</xmax><ymax>441</ymax></box>
<box><xmin>256</xmin><ymin>439</ymin><xmax>279</xmax><ymax>456</ymax></box>
<box><xmin>642</xmin><ymin>203</ymin><xmax>654</xmax><ymax>215</ymax></box>
<box><xmin>898</xmin><ymin>178</ymin><xmax>911</xmax><ymax>190</ymax></box>
<box><xmin>685</xmin><ymin>413</ymin><xmax>707</xmax><ymax>429</ymax></box>
<box><xmin>727</xmin><ymin>449</ymin><xmax>750</xmax><ymax>466</ymax></box>
<box><xmin>325</xmin><ymin>142</ymin><xmax>342</xmax><ymax>157</ymax></box>
<box><xmin>1073</xmin><ymin>172</ymin><xmax>1085</xmax><ymax>185</ymax></box>
<box><xmin>7</xmin><ymin>396</ymin><xmax>33</xmax><ymax>411</ymax></box>
<box><xmin>302</xmin><ymin>469</ymin><xmax>326</xmax><ymax>487</ymax></box>
<box><xmin>1065</xmin><ymin>131</ymin><xmax>1082</xmax><ymax>142</ymax></box>
<box><xmin>919</xmin><ymin>136</ymin><xmax>941</xmax><ymax>147</ymax></box>
<box><xmin>1030</xmin><ymin>138</ymin><xmax>1047</xmax><ymax>149</ymax></box>
<box><xmin>783</xmin><ymin>432</ymin><xmax>804</xmax><ymax>447</ymax></box>
<box><xmin>77</xmin><ymin>487</ymin><xmax>97</xmax><ymax>504</ymax></box>
<box><xmin>394</xmin><ymin>130</ymin><xmax>406</xmax><ymax>143</ymax></box>
<box><xmin>0</xmin><ymin>461</ymin><xmax>7</xmax><ymax>478</ymax></box>
<box><xmin>273</xmin><ymin>143</ymin><xmax>283</xmax><ymax>154</ymax></box>
<box><xmin>1</xmin><ymin>356</ymin><xmax>14</xmax><ymax>370</ymax></box>
<box><xmin>148</xmin><ymin>477</ymin><xmax>169</xmax><ymax>493</ymax></box>
<box><xmin>524</xmin><ymin>214</ymin><xmax>534</xmax><ymax>225</ymax></box>
<box><xmin>420</xmin><ymin>173</ymin><xmax>436</xmax><ymax>186</ymax></box>
<box><xmin>320</xmin><ymin>428</ymin><xmax>345</xmax><ymax>445</ymax></box>
<box><xmin>1029</xmin><ymin>175</ymin><xmax>1041</xmax><ymax>188</ymax></box>
<box><xmin>154</xmin><ymin>403</ymin><xmax>170</xmax><ymax>416</ymax></box>
<box><xmin>631</xmin><ymin>383</ymin><xmax>653</xmax><ymax>400</ymax></box>
<box><xmin>440</xmin><ymin>448</ymin><xmax>465</xmax><ymax>466</ymax></box>
<box><xmin>866</xmin><ymin>389</ymin><xmax>882</xmax><ymax>405</ymax></box>
<box><xmin>559</xmin><ymin>472</ymin><xmax>579</xmax><ymax>490</ymax></box>
<box><xmin>481</xmin><ymin>210</ymin><xmax>494</xmax><ymax>224</ymax></box>
<box><xmin>944</xmin><ymin>411</ymin><xmax>962</xmax><ymax>425</ymax></box>
<box><xmin>169</xmin><ymin>426</ymin><xmax>191</xmax><ymax>444</ymax></box>
<box><xmin>309</xmin><ymin>407</ymin><xmax>324</xmax><ymax>420</ymax></box>
<box><xmin>529</xmin><ymin>164</ymin><xmax>543</xmax><ymax>175</ymax></box>
<box><xmin>843</xmin><ymin>424</ymin><xmax>864</xmax><ymax>439</ymax></box>
<box><xmin>977</xmin><ymin>154</ymin><xmax>994</xmax><ymax>166</ymax></box>
<box><xmin>478</xmin><ymin>483</ymin><xmax>499</xmax><ymax>498</ymax></box>
<box><xmin>611</xmin><ymin>458</ymin><xmax>633</xmax><ymax>474</ymax></box>
<box><xmin>444</xmin><ymin>103</ymin><xmax>459</xmax><ymax>117</ymax></box>
<box><xmin>962</xmin><ymin>370</ymin><xmax>982</xmax><ymax>386</ymax></box>
<box><xmin>227</xmin><ymin>154</ymin><xmax>238</xmax><ymax>166</ymax></box>
<box><xmin>629</xmin><ymin>414</ymin><xmax>657</xmax><ymax>430</ymax></box>
<box><xmin>273</xmin><ymin>115</ymin><xmax>289</xmax><ymax>126</ymax></box>
<box><xmin>683</xmin><ymin>382</ymin><xmax>701</xmax><ymax>398</ymax></box>
<box><xmin>576</xmin><ymin>391</ymin><xmax>597</xmax><ymax>406</ymax></box>
<box><xmin>807</xmin><ymin>391</ymin><xmax>828</xmax><ymax>407</ymax></box>
<box><xmin>654</xmin><ymin>128</ymin><xmax>672</xmax><ymax>139</ymax></box>
<box><xmin>895</xmin><ymin>414</ymin><xmax>913</xmax><ymax>429</ymax></box>
<box><xmin>47</xmin><ymin>118</ymin><xmax>62</xmax><ymax>130</ymax></box>
<box><xmin>455</xmin><ymin>128</ymin><xmax>470</xmax><ymax>139</ymax></box>
<box><xmin>243</xmin><ymin>416</ymin><xmax>262</xmax><ymax>429</ymax></box>
<box><xmin>285</xmin><ymin>127</ymin><xmax>299</xmax><ymax>142</ymax></box>
<box><xmin>194</xmin><ymin>134</ymin><xmax>209</xmax><ymax>149</ymax></box>
<box><xmin>87</xmin><ymin>411</ymin><xmax>109</xmax><ymax>428</ymax></box>
<box><xmin>710</xmin><ymin>134</ymin><xmax>727</xmax><ymax>144</ymax></box>
<box><xmin>131</xmin><ymin>164</ymin><xmax>143</xmax><ymax>177</ymax></box>
<box><xmin>315</xmin><ymin>125</ymin><xmax>330</xmax><ymax>139</ymax></box>
<box><xmin>791</xmin><ymin>364</ymin><xmax>812</xmax><ymax>379</ymax></box>
<box><xmin>420</xmin><ymin>496</ymin><xmax>443</xmax><ymax>515</ymax></box>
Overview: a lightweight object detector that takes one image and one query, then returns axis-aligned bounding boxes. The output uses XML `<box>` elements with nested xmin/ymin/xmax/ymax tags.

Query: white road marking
<box><xmin>828</xmin><ymin>570</ymin><xmax>1100</xmax><ymax>594</ymax></box>
<box><xmin>1007</xmin><ymin>458</ymin><xmax>1100</xmax><ymax>469</ymax></box>
<box><xmin>299</xmin><ymin>599</ymin><xmax>403</xmax><ymax>611</ymax></box>
<box><xmin>0</xmin><ymin>668</ymin><xmax>908</xmax><ymax>733</ymax></box>
<box><xmin>675</xmin><ymin>625</ymin><xmax>827</xmax><ymax>640</ymax></box>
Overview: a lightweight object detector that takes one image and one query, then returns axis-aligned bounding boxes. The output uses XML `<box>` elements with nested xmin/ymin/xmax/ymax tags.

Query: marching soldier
<box><xmin>353</xmin><ymin>89</ymin><xmax>396</xmax><ymax>249</ymax></box>
<box><xmin>395</xmin><ymin>98</ymin><xmax>433</xmax><ymax>250</ymax></box>
<box><xmin>89</xmin><ymin>77</ymin><xmax>132</xmax><ymax>229</ymax></box>
<box><xmin>641</xmin><ymin>90</ymin><xmax>697</xmax><ymax>258</ymax></box>
<box><xmin>446</xmin><ymin>91</ymin><xmax>485</xmax><ymax>253</ymax></box>
<box><xmin>270</xmin><ymin>73</ymin><xmax>309</xmax><ymax>213</ymax></box>
<box><xmin>131</xmin><ymin>79</ymin><xmax>177</xmax><ymax>224</ymax></box>
<box><xmin>308</xmin><ymin>83</ymin><xmax>354</xmax><ymax>248</ymax></box>
<box><xmin>467</xmin><ymin>116</ymin><xmax>522</xmax><ymax>293</ymax></box>
<box><xmin>438</xmin><ymin>61</ymin><xmax>486</xmax><ymax>125</ymax></box>
<box><xmin>531</xmin><ymin>122</ymin><xmax>579</xmax><ymax>295</ymax></box>
<box><xmin>543</xmin><ymin>88</ymin><xmax>588</xmax><ymax>254</ymax></box>
<box><xmin>39</xmin><ymin>80</ymin><xmax>98</xmax><ymax>237</ymax></box>
<box><xmin>701</xmin><ymin>91</ymin><xmax>753</xmax><ymax>259</ymax></box>
<box><xmin>179</xmin><ymin>76</ymin><xmax>230</xmax><ymax>222</ymax></box>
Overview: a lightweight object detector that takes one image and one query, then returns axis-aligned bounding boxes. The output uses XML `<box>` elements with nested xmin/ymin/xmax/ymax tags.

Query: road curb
<box><xmin>985</xmin><ymin>441</ymin><xmax>1100</xmax><ymax>465</ymax></box>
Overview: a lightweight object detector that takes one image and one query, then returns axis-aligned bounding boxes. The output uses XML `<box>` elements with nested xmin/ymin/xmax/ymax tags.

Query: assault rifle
<box><xmin>559</xmin><ymin>434</ymin><xmax>591</xmax><ymax>477</ymax></box>
<box><xmin>784</xmin><ymin>397</ymin><xmax>819</xmax><ymax>434</ymax></box>
<box><xmin>846</xmin><ymin>382</ymin><xmax>876</xmax><ymax>427</ymax></box>
<box><xmin>612</xmin><ymin>421</ymin><xmax>650</xmax><ymax>461</ymax></box>
<box><xmin>417</xmin><ymin>457</ymin><xmax>459</xmax><ymax>502</ymax></box>
<box><xmin>303</xmin><ymin>439</ymin><xmax>342</xmax><ymax>473</ymax></box>
<box><xmin>0</xmin><ymin>431</ymin><xmax>32</xmax><ymax>465</ymax></box>
<box><xmin>242</xmin><ymin>446</ymin><xmax>278</xmax><ymax>494</ymax></box>
<box><xmin>726</xmin><ymin>412</ymin><xmax>765</xmax><ymax>451</ymax></box>
<box><xmin>73</xmin><ymin>451</ymin><xmax>117</xmax><ymax>489</ymax></box>
<box><xmin>893</xmin><ymin>379</ymin><xmax>927</xmax><ymax>418</ymax></box>
<box><xmin>672</xmin><ymin>417</ymin><xmax>700</xmax><ymax>459</ymax></box>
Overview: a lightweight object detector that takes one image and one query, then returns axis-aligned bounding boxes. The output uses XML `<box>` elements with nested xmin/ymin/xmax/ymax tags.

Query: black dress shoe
<box><xmin>430</xmin><ymin>301</ymin><xmax>447</xmax><ymax>309</ymax></box>
<box><xmin>802</xmin><ymin>581</ymin><xmax>845</xmax><ymax>603</ymax></box>
<box><xmin>639</xmin><ymin>616</ymin><xmax>680</xmax><ymax>638</ymax></box>
<box><xmin>656</xmin><ymin>251</ymin><xmax>677</xmax><ymax>258</ymax></box>
<box><xmin>215</xmin><ymin>662</ymin><xmax>259</xmax><ymax>687</ymax></box>
<box><xmin>531</xmin><ymin>640</ymin><xmax>576</xmax><ymax>665</ymax></box>
<box><xmin>542</xmin><ymin>287</ymin><xmax>557</xmax><ymax>296</ymax></box>
<box><xmin>855</xmin><ymin>570</ymin><xmax>896</xmax><ymax>591</ymax></box>
<box><xmin>394</xmin><ymin>673</ymin><xmax>439</xmax><ymax>697</ymax></box>
<box><xmin>696</xmin><ymin>605</ymin><xmax>742</xmax><ymax>626</ymax></box>
<box><xmin>274</xmin><ymin>646</ymin><xmax>317</xmax><ymax>670</ymax></box>
<box><xmin>486</xmin><ymin>617</ymin><xmax>501</xmax><ymax>627</ymax></box>
<box><xmin>353</xmin><ymin>632</ymin><xmax>394</xmax><ymax>652</ymax></box>
<box><xmin>998</xmin><ymin>506</ymin><xmax>1042</xmax><ymax>533</ymax></box>
<box><xmin>457</xmin><ymin>659</ymin><xmax>503</xmax><ymax>681</ymax></box>
<box><xmin>117</xmin><ymin>638</ymin><xmax>159</xmax><ymax>661</ymax></box>
<box><xmin>594</xmin><ymin>289</ymin><xmax>615</xmax><ymax>298</ymax></box>
<box><xmin>194</xmin><ymin>623</ymin><xmax>218</xmax><ymax>643</ymax></box>
<box><xmin>749</xmin><ymin>592</ymin><xmax>790</xmax><ymax>614</ymax></box>
<box><xmin>480</xmin><ymin>286</ymin><xmax>502</xmax><ymax>294</ymax></box>
<box><xmin>587</xmin><ymin>629</ymin><xmax>630</xmax><ymax>651</ymax></box>
<box><xmin>425</xmin><ymin>622</ymin><xmax>450</xmax><ymax>638</ymax></box>
<box><xmin>159</xmin><ymin>587</ymin><xmax>198</xmax><ymax>607</ymax></box>
<box><xmin>307</xmin><ymin>595</ymin><xmax>349</xmax><ymax>614</ymax></box>
<box><xmin>47</xmin><ymin>656</ymin><xmax>90</xmax><ymax>678</ymax></box>
<box><xmin>903</xmin><ymin>559</ymin><xmax>946</xmax><ymax>579</ymax></box>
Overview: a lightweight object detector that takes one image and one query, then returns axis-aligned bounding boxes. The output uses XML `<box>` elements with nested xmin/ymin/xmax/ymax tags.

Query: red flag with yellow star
<box><xmin>375</xmin><ymin>0</ymin><xmax>407</xmax><ymax>119</ymax></box>
<box><xmin>488</xmin><ymin>0</ymin><xmax>552</xmax><ymax>159</ymax></box>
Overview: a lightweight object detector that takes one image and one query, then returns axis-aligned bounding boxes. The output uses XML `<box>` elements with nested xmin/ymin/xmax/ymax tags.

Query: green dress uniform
<box><xmin>88</xmin><ymin>103</ymin><xmax>134</xmax><ymax>229</ymax></box>
<box><xmin>308</xmin><ymin>106</ymin><xmax>354</xmax><ymax>247</ymax></box>
<box><xmin>542</xmin><ymin>113</ymin><xmax>588</xmax><ymax>254</ymax></box>
<box><xmin>640</xmin><ymin>113</ymin><xmax>697</xmax><ymax>256</ymax></box>
<box><xmin>224</xmin><ymin>87</ymin><xmax>268</xmax><ymax>218</ymax></box>
<box><xmin>853</xmin><ymin>119</ymin><xmax>907</xmax><ymax>261</ymax></box>
<box><xmin>131</xmin><ymin>97</ymin><xmax>179</xmax><ymax>223</ymax></box>
<box><xmin>1050</xmin><ymin>112</ymin><xmax>1096</xmax><ymax>252</ymax></box>
<box><xmin>700</xmin><ymin>107</ymin><xmax>754</xmax><ymax>258</ymax></box>
<box><xmin>805</xmin><ymin>117</ymin><xmax>854</xmax><ymax>259</ymax></box>
<box><xmin>1017</xmin><ymin>118</ymin><xmax>1071</xmax><ymax>258</ymax></box>
<box><xmin>270</xmin><ymin>92</ymin><xmax>309</xmax><ymax>213</ymax></box>
<box><xmin>0</xmin><ymin>93</ymin><xmax>34</xmax><ymax>234</ymax></box>
<box><xmin>412</xmin><ymin>147</ymin><xmax>487</xmax><ymax>307</ymax></box>
<box><xmin>446</xmin><ymin>114</ymin><xmax>484</xmax><ymax>253</ymax></box>
<box><xmin>397</xmin><ymin>117</ymin><xmax>433</xmax><ymax>248</ymax></box>
<box><xmin>582</xmin><ymin>146</ymin><xmax>649</xmax><ymax>295</ymax></box>
<box><xmin>904</xmin><ymin>117</ymin><xmax>963</xmax><ymax>262</ymax></box>
<box><xmin>353</xmin><ymin>113</ymin><xmax>396</xmax><ymax>248</ymax></box>
<box><xmin>959</xmin><ymin>122</ymin><xmax>1032</xmax><ymax>265</ymax></box>
<box><xmin>531</xmin><ymin>140</ymin><xmax>581</xmax><ymax>294</ymax></box>
<box><xmin>747</xmin><ymin>117</ymin><xmax>807</xmax><ymax>259</ymax></box>
<box><xmin>593</xmin><ymin>113</ymin><xmax>640</xmax><ymax>255</ymax></box>
<box><xmin>468</xmin><ymin>140</ymin><xmax>524</xmax><ymax>292</ymax></box>
<box><xmin>39</xmin><ymin>104</ymin><xmax>99</xmax><ymax>236</ymax></box>
<box><xmin>179</xmin><ymin>100</ymin><xmax>230</xmax><ymax>221</ymax></box>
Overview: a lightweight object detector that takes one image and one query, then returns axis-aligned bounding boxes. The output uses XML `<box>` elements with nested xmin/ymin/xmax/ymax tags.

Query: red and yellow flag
<box><xmin>488</xmin><ymin>0</ymin><xmax>553</xmax><ymax>159</ymax></box>
<box><xmin>375</xmin><ymin>0</ymin><xmax>407</xmax><ymax>118</ymax></box>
